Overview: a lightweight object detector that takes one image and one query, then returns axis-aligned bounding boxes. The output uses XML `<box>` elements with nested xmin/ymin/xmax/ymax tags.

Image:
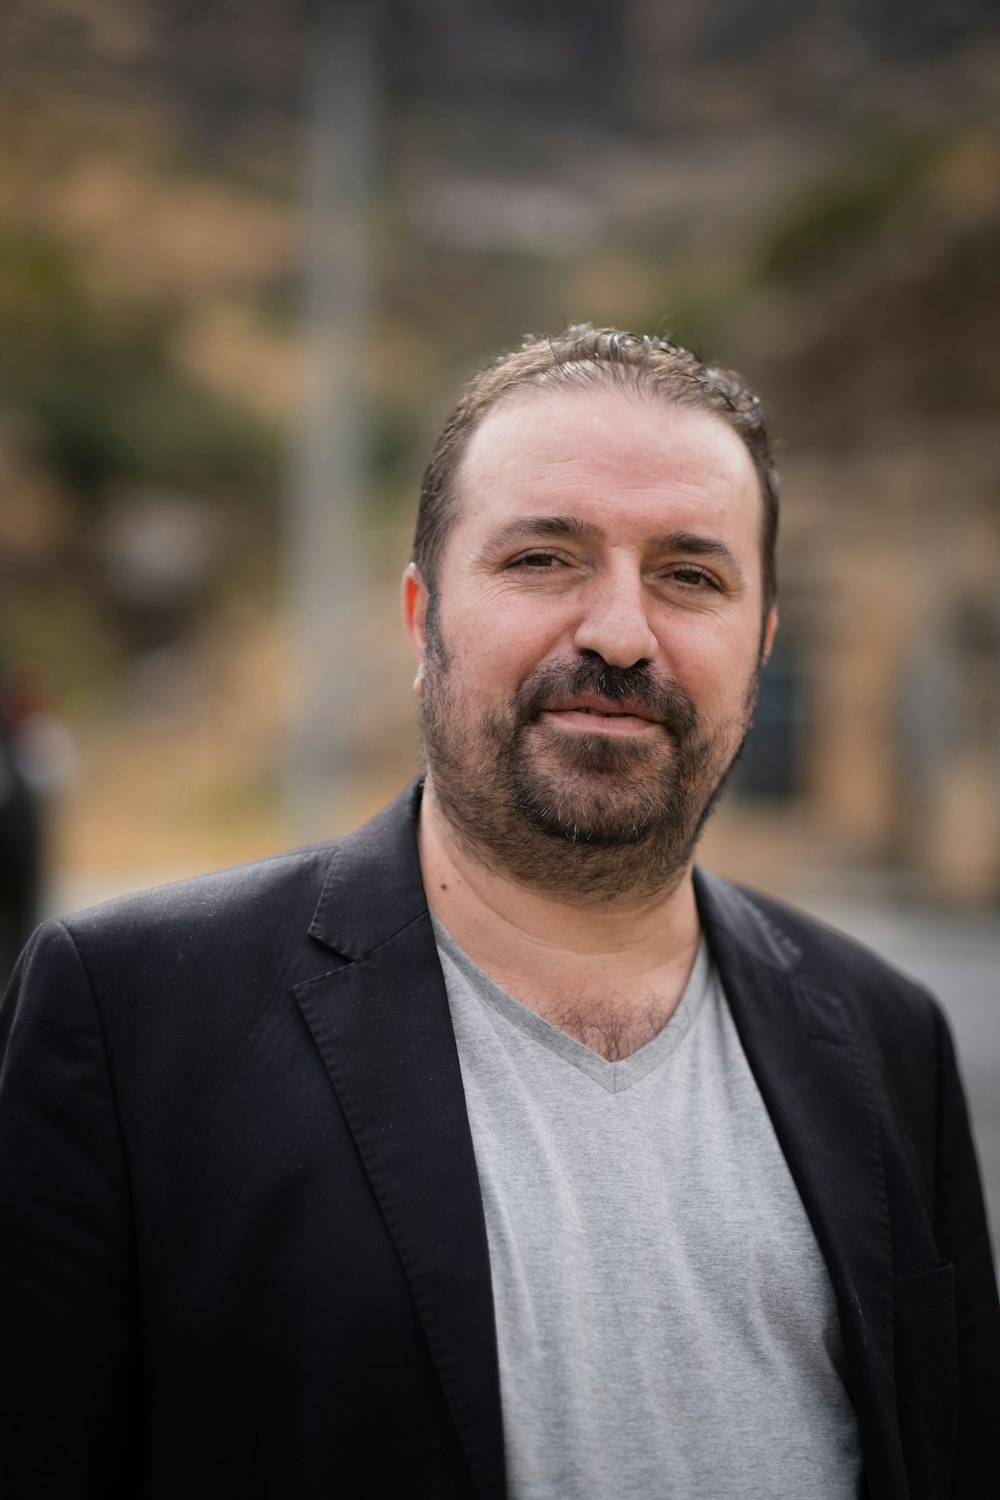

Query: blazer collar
<box><xmin>308</xmin><ymin>780</ymin><xmax>428</xmax><ymax>959</ymax></box>
<box><xmin>311</xmin><ymin>786</ymin><xmax>809</xmax><ymax>976</ymax></box>
<box><xmin>694</xmin><ymin>865</ymin><xmax>802</xmax><ymax>973</ymax></box>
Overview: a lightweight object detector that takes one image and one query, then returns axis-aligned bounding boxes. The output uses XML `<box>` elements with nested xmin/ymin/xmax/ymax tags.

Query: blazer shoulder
<box><xmin>53</xmin><ymin>841</ymin><xmax>340</xmax><ymax>976</ymax></box>
<box><xmin>70</xmin><ymin>842</ymin><xmax>333</xmax><ymax>927</ymax></box>
<box><xmin>698</xmin><ymin>872</ymin><xmax>960</xmax><ymax>1159</ymax></box>
<box><xmin>699</xmin><ymin>868</ymin><xmax>943</xmax><ymax>1027</ymax></box>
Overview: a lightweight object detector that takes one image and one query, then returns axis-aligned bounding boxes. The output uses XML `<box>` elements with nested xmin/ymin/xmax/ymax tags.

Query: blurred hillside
<box><xmin>0</xmin><ymin>0</ymin><xmax>998</xmax><ymax>907</ymax></box>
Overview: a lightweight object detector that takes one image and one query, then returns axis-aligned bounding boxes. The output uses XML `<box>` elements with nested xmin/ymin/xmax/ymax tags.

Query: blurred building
<box><xmin>0</xmin><ymin>0</ymin><xmax>997</xmax><ymax>905</ymax></box>
<box><xmin>724</xmin><ymin>435</ymin><xmax>1000</xmax><ymax>904</ymax></box>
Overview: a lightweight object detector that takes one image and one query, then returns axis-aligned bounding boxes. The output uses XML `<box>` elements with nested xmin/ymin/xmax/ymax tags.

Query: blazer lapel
<box><xmin>294</xmin><ymin>784</ymin><xmax>505</xmax><ymax>1500</ymax></box>
<box><xmin>695</xmin><ymin>869</ymin><xmax>908</xmax><ymax>1499</ymax></box>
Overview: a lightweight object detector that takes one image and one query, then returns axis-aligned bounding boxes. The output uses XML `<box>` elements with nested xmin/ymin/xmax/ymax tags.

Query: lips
<box><xmin>542</xmin><ymin>696</ymin><xmax>661</xmax><ymax>724</ymax></box>
<box><xmin>537</xmin><ymin>698</ymin><xmax>665</xmax><ymax>738</ymax></box>
<box><xmin>513</xmin><ymin>659</ymin><xmax>699</xmax><ymax>744</ymax></box>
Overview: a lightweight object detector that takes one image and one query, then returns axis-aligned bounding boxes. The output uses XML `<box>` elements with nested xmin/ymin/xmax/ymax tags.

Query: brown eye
<box><xmin>671</xmin><ymin>567</ymin><xmax>713</xmax><ymax>588</ymax></box>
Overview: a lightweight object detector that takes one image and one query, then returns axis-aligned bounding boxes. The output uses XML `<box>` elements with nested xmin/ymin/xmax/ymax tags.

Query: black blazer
<box><xmin>1</xmin><ymin>782</ymin><xmax>997</xmax><ymax>1499</ymax></box>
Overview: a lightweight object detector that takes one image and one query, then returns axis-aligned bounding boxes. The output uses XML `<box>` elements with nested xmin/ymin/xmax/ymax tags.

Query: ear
<box><xmin>401</xmin><ymin>563</ymin><xmax>430</xmax><ymax>698</ymax></box>
<box><xmin>760</xmin><ymin>606</ymin><xmax>778</xmax><ymax>666</ymax></box>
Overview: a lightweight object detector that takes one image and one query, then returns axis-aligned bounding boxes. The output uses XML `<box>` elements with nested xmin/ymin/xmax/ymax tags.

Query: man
<box><xmin>1</xmin><ymin>326</ymin><xmax>997</xmax><ymax>1499</ymax></box>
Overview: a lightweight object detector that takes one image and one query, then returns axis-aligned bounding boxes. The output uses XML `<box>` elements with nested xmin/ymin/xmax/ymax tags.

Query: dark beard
<box><xmin>420</xmin><ymin>626</ymin><xmax>759</xmax><ymax>905</ymax></box>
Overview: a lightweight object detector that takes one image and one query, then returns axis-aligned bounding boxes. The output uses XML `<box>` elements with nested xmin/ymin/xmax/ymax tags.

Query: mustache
<box><xmin>513</xmin><ymin>657</ymin><xmax>699</xmax><ymax>738</ymax></box>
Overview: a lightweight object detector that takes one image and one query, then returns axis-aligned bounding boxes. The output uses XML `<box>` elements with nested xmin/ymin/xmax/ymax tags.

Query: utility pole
<box><xmin>287</xmin><ymin>0</ymin><xmax>374</xmax><ymax>836</ymax></box>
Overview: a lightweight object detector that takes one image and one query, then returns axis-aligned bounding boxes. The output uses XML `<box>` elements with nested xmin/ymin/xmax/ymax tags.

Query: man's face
<box><xmin>403</xmin><ymin>385</ymin><xmax>777</xmax><ymax>901</ymax></box>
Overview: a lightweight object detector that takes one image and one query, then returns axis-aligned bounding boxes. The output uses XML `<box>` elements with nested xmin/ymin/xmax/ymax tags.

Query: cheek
<box><xmin>452</xmin><ymin>639</ymin><xmax>536</xmax><ymax>700</ymax></box>
<box><xmin>657</xmin><ymin>616</ymin><xmax>761</xmax><ymax>709</ymax></box>
<box><xmin>440</xmin><ymin>596</ymin><xmax>569</xmax><ymax>686</ymax></box>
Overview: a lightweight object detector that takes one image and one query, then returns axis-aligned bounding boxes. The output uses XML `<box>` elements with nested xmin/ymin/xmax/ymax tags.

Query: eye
<box><xmin>667</xmin><ymin>565</ymin><xmax>719</xmax><ymax>590</ymax></box>
<box><xmin>509</xmin><ymin>550</ymin><xmax>564</xmax><ymax>570</ymax></box>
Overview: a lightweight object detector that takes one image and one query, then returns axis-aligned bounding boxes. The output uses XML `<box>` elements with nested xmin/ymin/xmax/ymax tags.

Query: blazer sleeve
<box><xmin>931</xmin><ymin>1003</ymin><xmax>1000</xmax><ymax>1496</ymax></box>
<box><xmin>0</xmin><ymin>919</ymin><xmax>141</xmax><ymax>1497</ymax></box>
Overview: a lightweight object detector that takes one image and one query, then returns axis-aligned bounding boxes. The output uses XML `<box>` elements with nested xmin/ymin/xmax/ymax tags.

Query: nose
<box><xmin>573</xmin><ymin>563</ymin><xmax>659</xmax><ymax>668</ymax></box>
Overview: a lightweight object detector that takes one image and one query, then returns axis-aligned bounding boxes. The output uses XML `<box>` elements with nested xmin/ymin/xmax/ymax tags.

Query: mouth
<box><xmin>538</xmin><ymin>698</ymin><xmax>663</xmax><ymax>736</ymax></box>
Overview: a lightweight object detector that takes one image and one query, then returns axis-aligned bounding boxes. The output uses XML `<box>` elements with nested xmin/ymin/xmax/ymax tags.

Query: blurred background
<box><xmin>0</xmin><ymin>1</ymin><xmax>997</xmax><ymax>1212</ymax></box>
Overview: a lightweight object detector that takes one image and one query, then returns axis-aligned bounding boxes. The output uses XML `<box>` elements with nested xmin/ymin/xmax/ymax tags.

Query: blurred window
<box><xmin>732</xmin><ymin>637</ymin><xmax>808</xmax><ymax>802</ymax></box>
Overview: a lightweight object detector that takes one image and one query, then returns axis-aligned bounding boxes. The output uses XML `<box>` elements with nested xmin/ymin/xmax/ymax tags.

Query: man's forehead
<box><xmin>451</xmin><ymin>385</ymin><xmax>761</xmax><ymax>531</ymax></box>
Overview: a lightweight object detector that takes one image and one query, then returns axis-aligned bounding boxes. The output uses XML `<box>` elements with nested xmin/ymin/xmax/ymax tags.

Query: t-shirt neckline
<box><xmin>432</xmin><ymin>916</ymin><xmax>713</xmax><ymax>1094</ymax></box>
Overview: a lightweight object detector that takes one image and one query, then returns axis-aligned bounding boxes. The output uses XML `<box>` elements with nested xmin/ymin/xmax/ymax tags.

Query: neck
<box><xmin>418</xmin><ymin>775</ymin><xmax>701</xmax><ymax>986</ymax></box>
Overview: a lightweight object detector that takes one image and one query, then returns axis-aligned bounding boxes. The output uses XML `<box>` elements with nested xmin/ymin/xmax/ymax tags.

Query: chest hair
<box><xmin>509</xmin><ymin>983</ymin><xmax>681</xmax><ymax>1062</ymax></box>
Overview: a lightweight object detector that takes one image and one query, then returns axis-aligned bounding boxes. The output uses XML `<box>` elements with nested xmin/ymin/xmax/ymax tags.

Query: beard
<box><xmin>420</xmin><ymin>612</ymin><xmax>760</xmax><ymax>905</ymax></box>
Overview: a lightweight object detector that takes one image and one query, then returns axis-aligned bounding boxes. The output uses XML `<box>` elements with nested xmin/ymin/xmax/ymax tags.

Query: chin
<box><xmin>528</xmin><ymin>722</ymin><xmax>669</xmax><ymax>778</ymax></box>
<box><xmin>514</xmin><ymin>769</ymin><xmax>670</xmax><ymax>846</ymax></box>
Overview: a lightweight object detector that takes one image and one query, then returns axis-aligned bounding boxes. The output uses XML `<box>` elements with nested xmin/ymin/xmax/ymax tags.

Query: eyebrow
<box><xmin>484</xmin><ymin>516</ymin><xmax>745</xmax><ymax>578</ymax></box>
<box><xmin>652</xmin><ymin>529</ymin><xmax>745</xmax><ymax>577</ymax></box>
<box><xmin>485</xmin><ymin>515</ymin><xmax>602</xmax><ymax>550</ymax></box>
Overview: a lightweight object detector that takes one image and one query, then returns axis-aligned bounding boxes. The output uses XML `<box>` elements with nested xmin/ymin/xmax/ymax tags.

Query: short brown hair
<box><xmin>412</xmin><ymin>323</ymin><xmax>779</xmax><ymax>612</ymax></box>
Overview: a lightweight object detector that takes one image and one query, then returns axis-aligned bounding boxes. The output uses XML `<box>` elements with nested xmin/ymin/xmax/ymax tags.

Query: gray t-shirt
<box><xmin>434</xmin><ymin>921</ymin><xmax>862</xmax><ymax>1500</ymax></box>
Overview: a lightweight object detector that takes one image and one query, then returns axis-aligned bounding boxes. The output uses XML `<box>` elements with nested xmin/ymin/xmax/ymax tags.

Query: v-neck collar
<box><xmin>433</xmin><ymin>916</ymin><xmax>712</xmax><ymax>1095</ymax></box>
